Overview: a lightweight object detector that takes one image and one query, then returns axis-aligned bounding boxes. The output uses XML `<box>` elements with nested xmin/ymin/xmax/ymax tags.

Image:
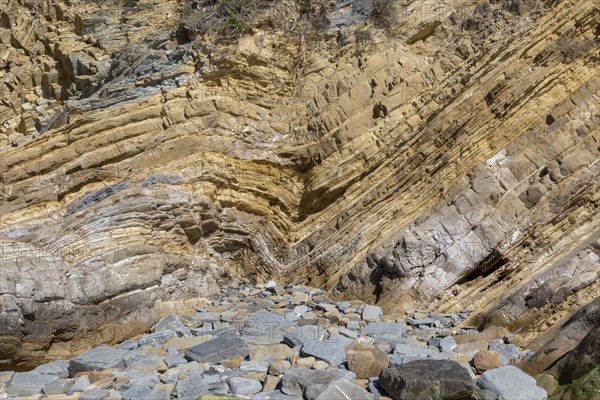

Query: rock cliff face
<box><xmin>1</xmin><ymin>0</ymin><xmax>598</xmax><ymax>371</ymax></box>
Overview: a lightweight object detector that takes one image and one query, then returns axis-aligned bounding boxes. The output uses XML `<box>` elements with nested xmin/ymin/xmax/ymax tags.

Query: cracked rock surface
<box><xmin>0</xmin><ymin>0</ymin><xmax>598</xmax><ymax>386</ymax></box>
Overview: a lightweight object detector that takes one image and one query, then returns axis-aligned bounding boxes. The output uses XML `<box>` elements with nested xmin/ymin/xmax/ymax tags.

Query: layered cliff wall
<box><xmin>0</xmin><ymin>0</ymin><xmax>598</xmax><ymax>370</ymax></box>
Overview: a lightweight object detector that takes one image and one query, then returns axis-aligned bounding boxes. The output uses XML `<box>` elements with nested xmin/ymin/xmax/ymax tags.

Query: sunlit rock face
<box><xmin>1</xmin><ymin>0</ymin><xmax>598</xmax><ymax>368</ymax></box>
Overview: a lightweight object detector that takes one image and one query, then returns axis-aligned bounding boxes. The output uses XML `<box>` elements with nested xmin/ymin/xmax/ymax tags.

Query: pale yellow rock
<box><xmin>0</xmin><ymin>0</ymin><xmax>598</xmax><ymax>371</ymax></box>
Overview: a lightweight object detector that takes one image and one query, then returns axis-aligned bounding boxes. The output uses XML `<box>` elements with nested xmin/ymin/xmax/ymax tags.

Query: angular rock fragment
<box><xmin>185</xmin><ymin>335</ymin><xmax>249</xmax><ymax>364</ymax></box>
<box><xmin>379</xmin><ymin>359</ymin><xmax>474</xmax><ymax>400</ymax></box>
<box><xmin>69</xmin><ymin>346</ymin><xmax>130</xmax><ymax>376</ymax></box>
<box><xmin>5</xmin><ymin>372</ymin><xmax>59</xmax><ymax>396</ymax></box>
<box><xmin>301</xmin><ymin>335</ymin><xmax>354</xmax><ymax>366</ymax></box>
<box><xmin>314</xmin><ymin>378</ymin><xmax>375</xmax><ymax>400</ymax></box>
<box><xmin>281</xmin><ymin>367</ymin><xmax>356</xmax><ymax>400</ymax></box>
<box><xmin>475</xmin><ymin>366</ymin><xmax>547</xmax><ymax>400</ymax></box>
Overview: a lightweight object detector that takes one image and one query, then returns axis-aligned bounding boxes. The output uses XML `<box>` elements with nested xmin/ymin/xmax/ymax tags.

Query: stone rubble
<box><xmin>1</xmin><ymin>282</ymin><xmax>548</xmax><ymax>400</ymax></box>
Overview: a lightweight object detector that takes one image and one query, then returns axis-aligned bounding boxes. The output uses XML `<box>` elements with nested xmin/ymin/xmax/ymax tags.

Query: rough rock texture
<box><xmin>1</xmin><ymin>0</ymin><xmax>598</xmax><ymax>371</ymax></box>
<box><xmin>548</xmin><ymin>325</ymin><xmax>600</xmax><ymax>384</ymax></box>
<box><xmin>379</xmin><ymin>360</ymin><xmax>474</xmax><ymax>400</ymax></box>
<box><xmin>474</xmin><ymin>366</ymin><xmax>547</xmax><ymax>400</ymax></box>
<box><xmin>472</xmin><ymin>350</ymin><xmax>502</xmax><ymax>374</ymax></box>
<box><xmin>346</xmin><ymin>342</ymin><xmax>390</xmax><ymax>379</ymax></box>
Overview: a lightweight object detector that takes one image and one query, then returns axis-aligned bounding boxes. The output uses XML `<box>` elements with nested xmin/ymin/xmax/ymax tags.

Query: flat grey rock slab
<box><xmin>124</xmin><ymin>353</ymin><xmax>167</xmax><ymax>371</ymax></box>
<box><xmin>163</xmin><ymin>355</ymin><xmax>188</xmax><ymax>368</ymax></box>
<box><xmin>151</xmin><ymin>314</ymin><xmax>192</xmax><ymax>337</ymax></box>
<box><xmin>314</xmin><ymin>378</ymin><xmax>375</xmax><ymax>400</ymax></box>
<box><xmin>239</xmin><ymin>360</ymin><xmax>270</xmax><ymax>373</ymax></box>
<box><xmin>346</xmin><ymin>321</ymin><xmax>360</xmax><ymax>330</ymax></box>
<box><xmin>339</xmin><ymin>327</ymin><xmax>359</xmax><ymax>339</ymax></box>
<box><xmin>284</xmin><ymin>325</ymin><xmax>328</xmax><ymax>347</ymax></box>
<box><xmin>475</xmin><ymin>365</ymin><xmax>547</xmax><ymax>400</ymax></box>
<box><xmin>118</xmin><ymin>339</ymin><xmax>140</xmax><ymax>351</ymax></box>
<box><xmin>407</xmin><ymin>318</ymin><xmax>436</xmax><ymax>326</ymax></box>
<box><xmin>440</xmin><ymin>336</ymin><xmax>457</xmax><ymax>353</ymax></box>
<box><xmin>301</xmin><ymin>335</ymin><xmax>354</xmax><ymax>366</ymax></box>
<box><xmin>254</xmin><ymin>391</ymin><xmax>303</xmax><ymax>399</ymax></box>
<box><xmin>228</xmin><ymin>377</ymin><xmax>263</xmax><ymax>395</ymax></box>
<box><xmin>34</xmin><ymin>360</ymin><xmax>70</xmax><ymax>378</ymax></box>
<box><xmin>67</xmin><ymin>375</ymin><xmax>90</xmax><ymax>394</ymax></box>
<box><xmin>362</xmin><ymin>305</ymin><xmax>382</xmax><ymax>322</ymax></box>
<box><xmin>281</xmin><ymin>367</ymin><xmax>356</xmax><ymax>400</ymax></box>
<box><xmin>380</xmin><ymin>359</ymin><xmax>474</xmax><ymax>400</ymax></box>
<box><xmin>488</xmin><ymin>343</ymin><xmax>520</xmax><ymax>366</ymax></box>
<box><xmin>138</xmin><ymin>329</ymin><xmax>178</xmax><ymax>347</ymax></box>
<box><xmin>42</xmin><ymin>378</ymin><xmax>73</xmax><ymax>395</ymax></box>
<box><xmin>112</xmin><ymin>370</ymin><xmax>160</xmax><ymax>389</ymax></box>
<box><xmin>185</xmin><ymin>334</ymin><xmax>249</xmax><ymax>364</ymax></box>
<box><xmin>69</xmin><ymin>345</ymin><xmax>130</xmax><ymax>376</ymax></box>
<box><xmin>242</xmin><ymin>311</ymin><xmax>290</xmax><ymax>344</ymax></box>
<box><xmin>174</xmin><ymin>370</ymin><xmax>210</xmax><ymax>399</ymax></box>
<box><xmin>389</xmin><ymin>343</ymin><xmax>433</xmax><ymax>366</ymax></box>
<box><xmin>6</xmin><ymin>372</ymin><xmax>59</xmax><ymax>396</ymax></box>
<box><xmin>362</xmin><ymin>322</ymin><xmax>406</xmax><ymax>339</ymax></box>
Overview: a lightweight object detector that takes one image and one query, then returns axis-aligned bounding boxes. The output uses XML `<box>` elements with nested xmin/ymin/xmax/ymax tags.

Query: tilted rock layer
<box><xmin>1</xmin><ymin>0</ymin><xmax>598</xmax><ymax>370</ymax></box>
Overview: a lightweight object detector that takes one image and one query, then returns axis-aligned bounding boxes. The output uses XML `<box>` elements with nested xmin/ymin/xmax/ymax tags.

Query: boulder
<box><xmin>151</xmin><ymin>315</ymin><xmax>191</xmax><ymax>337</ymax></box>
<box><xmin>262</xmin><ymin>375</ymin><xmax>280</xmax><ymax>392</ymax></box>
<box><xmin>440</xmin><ymin>336</ymin><xmax>457</xmax><ymax>353</ymax></box>
<box><xmin>407</xmin><ymin>318</ymin><xmax>435</xmax><ymax>326</ymax></box>
<box><xmin>362</xmin><ymin>322</ymin><xmax>407</xmax><ymax>344</ymax></box>
<box><xmin>162</xmin><ymin>335</ymin><xmax>212</xmax><ymax>352</ymax></box>
<box><xmin>281</xmin><ymin>367</ymin><xmax>355</xmax><ymax>400</ymax></box>
<box><xmin>346</xmin><ymin>342</ymin><xmax>390</xmax><ymax>379</ymax></box>
<box><xmin>550</xmin><ymin>325</ymin><xmax>600</xmax><ymax>384</ymax></box>
<box><xmin>291</xmin><ymin>292</ymin><xmax>309</xmax><ymax>305</ymax></box>
<box><xmin>254</xmin><ymin>391</ymin><xmax>302</xmax><ymax>399</ymax></box>
<box><xmin>315</xmin><ymin>378</ymin><xmax>375</xmax><ymax>400</ymax></box>
<box><xmin>242</xmin><ymin>311</ymin><xmax>289</xmax><ymax>344</ymax></box>
<box><xmin>472</xmin><ymin>350</ymin><xmax>502</xmax><ymax>374</ymax></box>
<box><xmin>301</xmin><ymin>335</ymin><xmax>354</xmax><ymax>366</ymax></box>
<box><xmin>475</xmin><ymin>366</ymin><xmax>547</xmax><ymax>400</ymax></box>
<box><xmin>284</xmin><ymin>325</ymin><xmax>328</xmax><ymax>347</ymax></box>
<box><xmin>185</xmin><ymin>334</ymin><xmax>249</xmax><ymax>364</ymax></box>
<box><xmin>5</xmin><ymin>372</ymin><xmax>59</xmax><ymax>396</ymax></box>
<box><xmin>42</xmin><ymin>378</ymin><xmax>74</xmax><ymax>395</ymax></box>
<box><xmin>239</xmin><ymin>360</ymin><xmax>270</xmax><ymax>373</ymax></box>
<box><xmin>123</xmin><ymin>384</ymin><xmax>171</xmax><ymax>400</ymax></box>
<box><xmin>362</xmin><ymin>305</ymin><xmax>382</xmax><ymax>322</ymax></box>
<box><xmin>67</xmin><ymin>375</ymin><xmax>90</xmax><ymax>394</ymax></box>
<box><xmin>296</xmin><ymin>356</ymin><xmax>316</xmax><ymax>368</ymax></box>
<box><xmin>379</xmin><ymin>359</ymin><xmax>474</xmax><ymax>400</ymax></box>
<box><xmin>269</xmin><ymin>359</ymin><xmax>292</xmax><ymax>376</ymax></box>
<box><xmin>174</xmin><ymin>370</ymin><xmax>210</xmax><ymax>398</ymax></box>
<box><xmin>488</xmin><ymin>343</ymin><xmax>519</xmax><ymax>366</ymax></box>
<box><xmin>69</xmin><ymin>346</ymin><xmax>130</xmax><ymax>376</ymax></box>
<box><xmin>228</xmin><ymin>377</ymin><xmax>262</xmax><ymax>395</ymax></box>
<box><xmin>34</xmin><ymin>360</ymin><xmax>70</xmax><ymax>378</ymax></box>
<box><xmin>138</xmin><ymin>330</ymin><xmax>178</xmax><ymax>347</ymax></box>
<box><xmin>249</xmin><ymin>343</ymin><xmax>295</xmax><ymax>361</ymax></box>
<box><xmin>162</xmin><ymin>355</ymin><xmax>188</xmax><ymax>368</ymax></box>
<box><xmin>125</xmin><ymin>353</ymin><xmax>167</xmax><ymax>372</ymax></box>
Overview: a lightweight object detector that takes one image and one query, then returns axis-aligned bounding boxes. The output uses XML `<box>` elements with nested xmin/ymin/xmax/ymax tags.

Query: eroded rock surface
<box><xmin>0</xmin><ymin>0</ymin><xmax>598</xmax><ymax>371</ymax></box>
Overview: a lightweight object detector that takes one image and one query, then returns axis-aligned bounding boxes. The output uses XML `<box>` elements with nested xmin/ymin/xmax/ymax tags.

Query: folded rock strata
<box><xmin>0</xmin><ymin>0</ymin><xmax>598</xmax><ymax>371</ymax></box>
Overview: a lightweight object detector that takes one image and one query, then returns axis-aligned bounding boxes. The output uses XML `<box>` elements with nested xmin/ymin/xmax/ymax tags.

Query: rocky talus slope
<box><xmin>0</xmin><ymin>0</ymin><xmax>598</xmax><ymax>388</ymax></box>
<box><xmin>0</xmin><ymin>282</ymin><xmax>557</xmax><ymax>400</ymax></box>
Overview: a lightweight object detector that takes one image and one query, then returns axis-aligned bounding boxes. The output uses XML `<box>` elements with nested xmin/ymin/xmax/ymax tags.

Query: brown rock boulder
<box><xmin>550</xmin><ymin>325</ymin><xmax>600</xmax><ymax>384</ymax></box>
<box><xmin>472</xmin><ymin>350</ymin><xmax>502</xmax><ymax>374</ymax></box>
<box><xmin>346</xmin><ymin>342</ymin><xmax>389</xmax><ymax>379</ymax></box>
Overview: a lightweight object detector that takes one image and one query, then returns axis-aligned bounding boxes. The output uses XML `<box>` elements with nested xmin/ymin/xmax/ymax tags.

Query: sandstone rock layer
<box><xmin>1</xmin><ymin>0</ymin><xmax>598</xmax><ymax>369</ymax></box>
